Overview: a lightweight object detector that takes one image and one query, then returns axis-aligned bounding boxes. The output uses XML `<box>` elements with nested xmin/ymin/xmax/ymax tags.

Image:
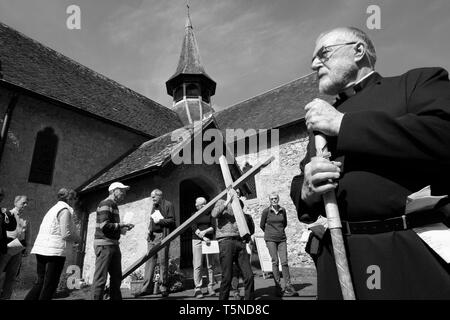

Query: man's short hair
<box><xmin>269</xmin><ymin>192</ymin><xmax>279</xmax><ymax>199</ymax></box>
<box><xmin>322</xmin><ymin>27</ymin><xmax>377</xmax><ymax>68</ymax></box>
<box><xmin>14</xmin><ymin>195</ymin><xmax>28</xmax><ymax>205</ymax></box>
<box><xmin>57</xmin><ymin>188</ymin><xmax>77</xmax><ymax>202</ymax></box>
<box><xmin>195</xmin><ymin>197</ymin><xmax>207</xmax><ymax>205</ymax></box>
<box><xmin>151</xmin><ymin>189</ymin><xmax>163</xmax><ymax>196</ymax></box>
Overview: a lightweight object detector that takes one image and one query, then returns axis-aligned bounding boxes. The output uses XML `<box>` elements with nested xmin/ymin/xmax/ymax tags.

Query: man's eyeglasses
<box><xmin>312</xmin><ymin>42</ymin><xmax>357</xmax><ymax>63</ymax></box>
<box><xmin>270</xmin><ymin>198</ymin><xmax>278</xmax><ymax>201</ymax></box>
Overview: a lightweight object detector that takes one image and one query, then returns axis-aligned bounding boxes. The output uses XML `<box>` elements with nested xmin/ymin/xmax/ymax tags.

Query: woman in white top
<box><xmin>24</xmin><ymin>188</ymin><xmax>80</xmax><ymax>300</ymax></box>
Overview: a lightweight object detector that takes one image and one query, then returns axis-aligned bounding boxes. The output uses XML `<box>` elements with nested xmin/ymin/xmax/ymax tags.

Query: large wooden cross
<box><xmin>218</xmin><ymin>155</ymin><xmax>250</xmax><ymax>240</ymax></box>
<box><xmin>120</xmin><ymin>155</ymin><xmax>274</xmax><ymax>280</ymax></box>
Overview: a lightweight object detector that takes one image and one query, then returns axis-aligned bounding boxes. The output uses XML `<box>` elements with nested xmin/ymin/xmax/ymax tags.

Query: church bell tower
<box><xmin>165</xmin><ymin>5</ymin><xmax>216</xmax><ymax>125</ymax></box>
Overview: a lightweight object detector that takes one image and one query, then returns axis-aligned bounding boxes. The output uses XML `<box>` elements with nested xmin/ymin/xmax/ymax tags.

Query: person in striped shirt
<box><xmin>91</xmin><ymin>182</ymin><xmax>134</xmax><ymax>300</ymax></box>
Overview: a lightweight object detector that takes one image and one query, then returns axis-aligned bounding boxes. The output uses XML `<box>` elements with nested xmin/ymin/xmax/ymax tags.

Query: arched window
<box><xmin>174</xmin><ymin>86</ymin><xmax>183</xmax><ymax>103</ymax></box>
<box><xmin>186</xmin><ymin>83</ymin><xmax>200</xmax><ymax>98</ymax></box>
<box><xmin>28</xmin><ymin>127</ymin><xmax>58</xmax><ymax>185</ymax></box>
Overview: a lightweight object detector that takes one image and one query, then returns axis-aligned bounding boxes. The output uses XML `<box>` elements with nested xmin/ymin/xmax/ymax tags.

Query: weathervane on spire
<box><xmin>186</xmin><ymin>0</ymin><xmax>190</xmax><ymax>17</ymax></box>
<box><xmin>185</xmin><ymin>0</ymin><xmax>192</xmax><ymax>28</ymax></box>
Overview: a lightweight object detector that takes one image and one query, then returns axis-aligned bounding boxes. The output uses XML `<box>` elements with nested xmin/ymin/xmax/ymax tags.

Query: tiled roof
<box><xmin>81</xmin><ymin>118</ymin><xmax>210</xmax><ymax>192</ymax></box>
<box><xmin>215</xmin><ymin>73</ymin><xmax>334</xmax><ymax>130</ymax></box>
<box><xmin>0</xmin><ymin>22</ymin><xmax>182</xmax><ymax>137</ymax></box>
<box><xmin>81</xmin><ymin>127</ymin><xmax>188</xmax><ymax>191</ymax></box>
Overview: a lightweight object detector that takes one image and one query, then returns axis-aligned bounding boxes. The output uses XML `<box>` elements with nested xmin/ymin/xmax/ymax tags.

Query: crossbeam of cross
<box><xmin>120</xmin><ymin>156</ymin><xmax>274</xmax><ymax>280</ymax></box>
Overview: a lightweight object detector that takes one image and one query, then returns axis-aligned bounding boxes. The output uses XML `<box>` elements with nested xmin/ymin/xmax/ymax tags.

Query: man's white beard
<box><xmin>320</xmin><ymin>69</ymin><xmax>356</xmax><ymax>96</ymax></box>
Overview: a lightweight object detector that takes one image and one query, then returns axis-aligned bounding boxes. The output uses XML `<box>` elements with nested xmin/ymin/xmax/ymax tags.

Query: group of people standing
<box><xmin>0</xmin><ymin>180</ymin><xmax>299</xmax><ymax>301</ymax></box>
<box><xmin>0</xmin><ymin>188</ymin><xmax>29</xmax><ymax>299</ymax></box>
<box><xmin>190</xmin><ymin>188</ymin><xmax>298</xmax><ymax>300</ymax></box>
<box><xmin>0</xmin><ymin>187</ymin><xmax>81</xmax><ymax>300</ymax></box>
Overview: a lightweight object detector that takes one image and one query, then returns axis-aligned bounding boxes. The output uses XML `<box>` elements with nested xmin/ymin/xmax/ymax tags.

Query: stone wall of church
<box><xmin>0</xmin><ymin>87</ymin><xmax>148</xmax><ymax>290</ymax></box>
<box><xmin>234</xmin><ymin>123</ymin><xmax>314</xmax><ymax>268</ymax></box>
<box><xmin>80</xmin><ymin>162</ymin><xmax>226</xmax><ymax>288</ymax></box>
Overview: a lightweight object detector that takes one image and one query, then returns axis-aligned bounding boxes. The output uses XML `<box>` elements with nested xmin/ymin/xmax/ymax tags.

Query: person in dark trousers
<box><xmin>290</xmin><ymin>26</ymin><xmax>450</xmax><ymax>299</ymax></box>
<box><xmin>212</xmin><ymin>189</ymin><xmax>254</xmax><ymax>300</ymax></box>
<box><xmin>25</xmin><ymin>188</ymin><xmax>79</xmax><ymax>300</ymax></box>
<box><xmin>139</xmin><ymin>189</ymin><xmax>175</xmax><ymax>297</ymax></box>
<box><xmin>91</xmin><ymin>182</ymin><xmax>134</xmax><ymax>300</ymax></box>
<box><xmin>231</xmin><ymin>201</ymin><xmax>255</xmax><ymax>300</ymax></box>
<box><xmin>260</xmin><ymin>192</ymin><xmax>298</xmax><ymax>297</ymax></box>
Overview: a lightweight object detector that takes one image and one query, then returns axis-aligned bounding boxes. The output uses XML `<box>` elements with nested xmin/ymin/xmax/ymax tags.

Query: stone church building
<box><xmin>0</xmin><ymin>12</ymin><xmax>332</xmax><ymax>289</ymax></box>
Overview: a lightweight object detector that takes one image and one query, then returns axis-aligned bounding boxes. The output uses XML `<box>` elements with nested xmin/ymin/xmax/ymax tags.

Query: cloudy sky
<box><xmin>0</xmin><ymin>0</ymin><xmax>449</xmax><ymax>111</ymax></box>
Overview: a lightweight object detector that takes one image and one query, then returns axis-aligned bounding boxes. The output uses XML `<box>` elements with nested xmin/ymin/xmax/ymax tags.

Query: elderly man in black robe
<box><xmin>291</xmin><ymin>26</ymin><xmax>450</xmax><ymax>299</ymax></box>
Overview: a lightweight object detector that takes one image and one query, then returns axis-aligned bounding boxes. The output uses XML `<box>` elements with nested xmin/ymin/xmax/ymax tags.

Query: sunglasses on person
<box><xmin>312</xmin><ymin>42</ymin><xmax>357</xmax><ymax>63</ymax></box>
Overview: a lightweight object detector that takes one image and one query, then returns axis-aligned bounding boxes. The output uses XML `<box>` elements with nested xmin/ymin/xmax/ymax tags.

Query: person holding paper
<box><xmin>0</xmin><ymin>195</ymin><xmax>29</xmax><ymax>299</ymax></box>
<box><xmin>25</xmin><ymin>188</ymin><xmax>80</xmax><ymax>300</ymax></box>
<box><xmin>290</xmin><ymin>27</ymin><xmax>450</xmax><ymax>299</ymax></box>
<box><xmin>191</xmin><ymin>197</ymin><xmax>216</xmax><ymax>298</ymax></box>
<box><xmin>139</xmin><ymin>189</ymin><xmax>175</xmax><ymax>297</ymax></box>
<box><xmin>0</xmin><ymin>189</ymin><xmax>17</xmax><ymax>271</ymax></box>
<box><xmin>91</xmin><ymin>182</ymin><xmax>134</xmax><ymax>300</ymax></box>
<box><xmin>260</xmin><ymin>193</ymin><xmax>297</xmax><ymax>297</ymax></box>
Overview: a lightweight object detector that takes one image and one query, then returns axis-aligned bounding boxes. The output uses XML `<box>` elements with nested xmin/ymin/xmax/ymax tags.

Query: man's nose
<box><xmin>311</xmin><ymin>57</ymin><xmax>322</xmax><ymax>71</ymax></box>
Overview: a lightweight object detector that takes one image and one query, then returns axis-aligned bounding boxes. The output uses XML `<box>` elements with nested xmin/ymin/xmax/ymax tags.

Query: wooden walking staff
<box><xmin>315</xmin><ymin>133</ymin><xmax>356</xmax><ymax>300</ymax></box>
<box><xmin>120</xmin><ymin>156</ymin><xmax>274</xmax><ymax>280</ymax></box>
<box><xmin>219</xmin><ymin>155</ymin><xmax>251</xmax><ymax>240</ymax></box>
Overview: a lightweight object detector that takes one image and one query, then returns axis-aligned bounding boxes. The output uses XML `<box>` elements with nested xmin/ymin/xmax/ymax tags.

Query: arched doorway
<box><xmin>179</xmin><ymin>177</ymin><xmax>216</xmax><ymax>269</ymax></box>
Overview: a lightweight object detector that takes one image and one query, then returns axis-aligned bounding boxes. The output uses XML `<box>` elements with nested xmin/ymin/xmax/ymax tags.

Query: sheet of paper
<box><xmin>246</xmin><ymin>243</ymin><xmax>252</xmax><ymax>255</ymax></box>
<box><xmin>7</xmin><ymin>238</ymin><xmax>24</xmax><ymax>256</ymax></box>
<box><xmin>201</xmin><ymin>240</ymin><xmax>219</xmax><ymax>254</ymax></box>
<box><xmin>405</xmin><ymin>185</ymin><xmax>447</xmax><ymax>214</ymax></box>
<box><xmin>122</xmin><ymin>211</ymin><xmax>134</xmax><ymax>224</ymax></box>
<box><xmin>300</xmin><ymin>229</ymin><xmax>311</xmax><ymax>242</ymax></box>
<box><xmin>151</xmin><ymin>210</ymin><xmax>164</xmax><ymax>222</ymax></box>
<box><xmin>413</xmin><ymin>223</ymin><xmax>450</xmax><ymax>263</ymax></box>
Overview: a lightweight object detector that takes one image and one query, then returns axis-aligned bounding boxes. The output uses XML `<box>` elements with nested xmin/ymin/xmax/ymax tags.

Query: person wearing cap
<box><xmin>0</xmin><ymin>195</ymin><xmax>30</xmax><ymax>299</ymax></box>
<box><xmin>139</xmin><ymin>189</ymin><xmax>175</xmax><ymax>297</ymax></box>
<box><xmin>25</xmin><ymin>188</ymin><xmax>80</xmax><ymax>300</ymax></box>
<box><xmin>91</xmin><ymin>182</ymin><xmax>134</xmax><ymax>300</ymax></box>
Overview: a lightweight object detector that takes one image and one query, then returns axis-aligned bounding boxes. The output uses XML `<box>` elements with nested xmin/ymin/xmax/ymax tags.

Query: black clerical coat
<box><xmin>290</xmin><ymin>67</ymin><xmax>450</xmax><ymax>299</ymax></box>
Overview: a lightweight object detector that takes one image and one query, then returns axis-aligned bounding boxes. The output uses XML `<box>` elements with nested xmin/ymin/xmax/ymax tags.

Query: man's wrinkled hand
<box><xmin>301</xmin><ymin>156</ymin><xmax>342</xmax><ymax>206</ymax></box>
<box><xmin>305</xmin><ymin>98</ymin><xmax>344</xmax><ymax>136</ymax></box>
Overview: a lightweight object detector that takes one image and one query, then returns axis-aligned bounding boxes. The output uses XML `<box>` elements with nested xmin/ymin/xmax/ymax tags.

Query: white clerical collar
<box><xmin>341</xmin><ymin>70</ymin><xmax>376</xmax><ymax>97</ymax></box>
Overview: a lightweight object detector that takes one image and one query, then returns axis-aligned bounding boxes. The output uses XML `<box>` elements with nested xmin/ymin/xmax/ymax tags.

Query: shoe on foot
<box><xmin>283</xmin><ymin>286</ymin><xmax>298</xmax><ymax>297</ymax></box>
<box><xmin>161</xmin><ymin>290</ymin><xmax>169</xmax><ymax>298</ymax></box>
<box><xmin>194</xmin><ymin>289</ymin><xmax>204</xmax><ymax>299</ymax></box>
<box><xmin>207</xmin><ymin>287</ymin><xmax>216</xmax><ymax>296</ymax></box>
<box><xmin>136</xmin><ymin>291</ymin><xmax>152</xmax><ymax>297</ymax></box>
<box><xmin>233</xmin><ymin>292</ymin><xmax>242</xmax><ymax>300</ymax></box>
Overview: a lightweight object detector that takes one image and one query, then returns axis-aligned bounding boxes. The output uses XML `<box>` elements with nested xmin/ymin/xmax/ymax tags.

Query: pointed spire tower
<box><xmin>166</xmin><ymin>4</ymin><xmax>216</xmax><ymax>125</ymax></box>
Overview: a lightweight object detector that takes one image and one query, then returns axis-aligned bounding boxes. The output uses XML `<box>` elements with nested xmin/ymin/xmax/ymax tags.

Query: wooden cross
<box><xmin>120</xmin><ymin>156</ymin><xmax>274</xmax><ymax>280</ymax></box>
<box><xmin>218</xmin><ymin>155</ymin><xmax>250</xmax><ymax>239</ymax></box>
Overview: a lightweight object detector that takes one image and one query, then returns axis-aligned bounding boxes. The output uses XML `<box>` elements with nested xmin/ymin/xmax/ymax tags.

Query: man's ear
<box><xmin>354</xmin><ymin>42</ymin><xmax>366</xmax><ymax>63</ymax></box>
